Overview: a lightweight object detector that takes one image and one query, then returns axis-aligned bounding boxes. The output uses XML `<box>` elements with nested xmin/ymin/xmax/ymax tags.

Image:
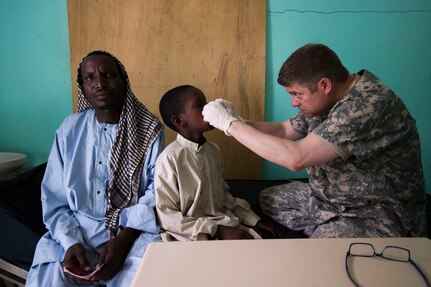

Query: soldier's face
<box><xmin>285</xmin><ymin>83</ymin><xmax>328</xmax><ymax>118</ymax></box>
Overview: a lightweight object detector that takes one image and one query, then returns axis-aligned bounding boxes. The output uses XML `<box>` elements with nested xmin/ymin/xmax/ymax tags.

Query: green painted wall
<box><xmin>264</xmin><ymin>1</ymin><xmax>431</xmax><ymax>196</ymax></box>
<box><xmin>0</xmin><ymin>0</ymin><xmax>430</xmax><ymax>195</ymax></box>
<box><xmin>0</xmin><ymin>0</ymin><xmax>72</xmax><ymax>166</ymax></box>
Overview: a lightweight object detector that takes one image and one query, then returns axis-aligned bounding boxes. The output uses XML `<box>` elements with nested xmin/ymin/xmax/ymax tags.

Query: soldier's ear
<box><xmin>318</xmin><ymin>78</ymin><xmax>332</xmax><ymax>95</ymax></box>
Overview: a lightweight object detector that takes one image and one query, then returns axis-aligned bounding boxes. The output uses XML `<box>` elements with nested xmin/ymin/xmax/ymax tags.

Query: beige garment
<box><xmin>155</xmin><ymin>134</ymin><xmax>260</xmax><ymax>241</ymax></box>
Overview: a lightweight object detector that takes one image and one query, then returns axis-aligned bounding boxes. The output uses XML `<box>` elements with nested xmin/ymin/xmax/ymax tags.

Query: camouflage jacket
<box><xmin>290</xmin><ymin>69</ymin><xmax>426</xmax><ymax>236</ymax></box>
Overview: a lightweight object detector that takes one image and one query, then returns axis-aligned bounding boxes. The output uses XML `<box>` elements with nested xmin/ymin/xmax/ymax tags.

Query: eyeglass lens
<box><xmin>381</xmin><ymin>246</ymin><xmax>409</xmax><ymax>261</ymax></box>
<box><xmin>349</xmin><ymin>243</ymin><xmax>374</xmax><ymax>256</ymax></box>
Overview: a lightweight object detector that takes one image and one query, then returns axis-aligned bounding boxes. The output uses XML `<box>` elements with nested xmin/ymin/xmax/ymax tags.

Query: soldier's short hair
<box><xmin>277</xmin><ymin>43</ymin><xmax>349</xmax><ymax>92</ymax></box>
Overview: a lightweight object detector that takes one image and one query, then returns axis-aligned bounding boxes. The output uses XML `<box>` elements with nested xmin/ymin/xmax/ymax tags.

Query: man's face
<box><xmin>285</xmin><ymin>82</ymin><xmax>328</xmax><ymax>118</ymax></box>
<box><xmin>81</xmin><ymin>55</ymin><xmax>126</xmax><ymax>112</ymax></box>
<box><xmin>181</xmin><ymin>92</ymin><xmax>214</xmax><ymax>133</ymax></box>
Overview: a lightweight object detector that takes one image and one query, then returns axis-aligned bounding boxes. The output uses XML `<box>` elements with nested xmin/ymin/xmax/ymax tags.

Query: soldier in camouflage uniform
<box><xmin>202</xmin><ymin>43</ymin><xmax>426</xmax><ymax>238</ymax></box>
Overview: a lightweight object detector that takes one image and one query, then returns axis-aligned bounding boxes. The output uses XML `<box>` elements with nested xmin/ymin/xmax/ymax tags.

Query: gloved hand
<box><xmin>215</xmin><ymin>99</ymin><xmax>239</xmax><ymax>117</ymax></box>
<box><xmin>215</xmin><ymin>99</ymin><xmax>245</xmax><ymax>123</ymax></box>
<box><xmin>203</xmin><ymin>100</ymin><xmax>241</xmax><ymax>136</ymax></box>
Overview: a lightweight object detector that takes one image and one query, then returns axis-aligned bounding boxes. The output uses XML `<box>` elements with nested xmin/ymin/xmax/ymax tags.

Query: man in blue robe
<box><xmin>26</xmin><ymin>51</ymin><xmax>164</xmax><ymax>286</ymax></box>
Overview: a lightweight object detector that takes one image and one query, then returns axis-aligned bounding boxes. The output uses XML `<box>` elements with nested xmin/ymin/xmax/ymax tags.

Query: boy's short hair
<box><xmin>159</xmin><ymin>85</ymin><xmax>204</xmax><ymax>131</ymax></box>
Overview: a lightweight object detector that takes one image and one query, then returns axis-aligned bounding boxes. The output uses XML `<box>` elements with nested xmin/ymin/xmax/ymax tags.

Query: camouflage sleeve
<box><xmin>312</xmin><ymin>88</ymin><xmax>413</xmax><ymax>161</ymax></box>
<box><xmin>289</xmin><ymin>113</ymin><xmax>308</xmax><ymax>136</ymax></box>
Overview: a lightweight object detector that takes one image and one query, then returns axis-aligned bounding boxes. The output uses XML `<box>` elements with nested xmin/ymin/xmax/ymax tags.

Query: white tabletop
<box><xmin>131</xmin><ymin>237</ymin><xmax>431</xmax><ymax>287</ymax></box>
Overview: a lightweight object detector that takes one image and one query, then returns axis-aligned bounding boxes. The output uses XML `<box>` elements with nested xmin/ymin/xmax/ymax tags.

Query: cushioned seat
<box><xmin>0</xmin><ymin>258</ymin><xmax>27</xmax><ymax>287</ymax></box>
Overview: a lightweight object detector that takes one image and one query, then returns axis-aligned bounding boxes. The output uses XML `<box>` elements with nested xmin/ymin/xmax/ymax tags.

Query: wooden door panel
<box><xmin>67</xmin><ymin>0</ymin><xmax>266</xmax><ymax>179</ymax></box>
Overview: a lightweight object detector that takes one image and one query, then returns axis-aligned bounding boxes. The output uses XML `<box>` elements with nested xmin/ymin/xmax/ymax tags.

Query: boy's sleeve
<box><xmin>223</xmin><ymin>182</ymin><xmax>260</xmax><ymax>227</ymax></box>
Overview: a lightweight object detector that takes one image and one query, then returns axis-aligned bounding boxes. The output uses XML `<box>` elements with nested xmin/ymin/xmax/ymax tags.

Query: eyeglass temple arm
<box><xmin>345</xmin><ymin>252</ymin><xmax>361</xmax><ymax>287</ymax></box>
<box><xmin>409</xmin><ymin>259</ymin><xmax>431</xmax><ymax>287</ymax></box>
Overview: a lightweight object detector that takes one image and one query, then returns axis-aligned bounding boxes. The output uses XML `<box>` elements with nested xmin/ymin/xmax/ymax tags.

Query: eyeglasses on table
<box><xmin>345</xmin><ymin>242</ymin><xmax>430</xmax><ymax>287</ymax></box>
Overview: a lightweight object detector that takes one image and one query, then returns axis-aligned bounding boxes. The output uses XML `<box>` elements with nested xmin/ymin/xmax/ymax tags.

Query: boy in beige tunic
<box><xmin>155</xmin><ymin>85</ymin><xmax>280</xmax><ymax>241</ymax></box>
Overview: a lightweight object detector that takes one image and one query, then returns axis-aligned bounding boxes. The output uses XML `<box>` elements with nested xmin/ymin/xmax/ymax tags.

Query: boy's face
<box><xmin>181</xmin><ymin>91</ymin><xmax>214</xmax><ymax>134</ymax></box>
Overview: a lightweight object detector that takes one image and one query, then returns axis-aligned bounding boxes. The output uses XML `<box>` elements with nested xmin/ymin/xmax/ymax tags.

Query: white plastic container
<box><xmin>0</xmin><ymin>152</ymin><xmax>27</xmax><ymax>176</ymax></box>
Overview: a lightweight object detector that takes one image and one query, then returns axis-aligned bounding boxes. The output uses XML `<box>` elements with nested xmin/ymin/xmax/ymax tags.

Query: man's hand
<box><xmin>93</xmin><ymin>228</ymin><xmax>141</xmax><ymax>281</ymax></box>
<box><xmin>215</xmin><ymin>99</ymin><xmax>240</xmax><ymax>118</ymax></box>
<box><xmin>63</xmin><ymin>243</ymin><xmax>98</xmax><ymax>285</ymax></box>
<box><xmin>215</xmin><ymin>225</ymin><xmax>253</xmax><ymax>240</ymax></box>
<box><xmin>203</xmin><ymin>100</ymin><xmax>241</xmax><ymax>136</ymax></box>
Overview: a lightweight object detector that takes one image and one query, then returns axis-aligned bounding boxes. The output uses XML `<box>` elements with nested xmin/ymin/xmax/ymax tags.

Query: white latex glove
<box><xmin>215</xmin><ymin>98</ymin><xmax>245</xmax><ymax>123</ymax></box>
<box><xmin>203</xmin><ymin>101</ymin><xmax>240</xmax><ymax>136</ymax></box>
<box><xmin>215</xmin><ymin>99</ymin><xmax>238</xmax><ymax>117</ymax></box>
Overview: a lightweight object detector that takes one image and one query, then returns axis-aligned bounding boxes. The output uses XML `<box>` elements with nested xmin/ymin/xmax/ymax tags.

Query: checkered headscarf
<box><xmin>76</xmin><ymin>51</ymin><xmax>163</xmax><ymax>237</ymax></box>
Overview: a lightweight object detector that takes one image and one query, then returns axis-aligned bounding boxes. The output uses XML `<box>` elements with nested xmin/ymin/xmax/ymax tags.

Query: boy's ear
<box><xmin>171</xmin><ymin>115</ymin><xmax>183</xmax><ymax>128</ymax></box>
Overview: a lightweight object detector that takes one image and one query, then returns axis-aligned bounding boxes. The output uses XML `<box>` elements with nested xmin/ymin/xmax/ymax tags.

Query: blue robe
<box><xmin>26</xmin><ymin>109</ymin><xmax>164</xmax><ymax>286</ymax></box>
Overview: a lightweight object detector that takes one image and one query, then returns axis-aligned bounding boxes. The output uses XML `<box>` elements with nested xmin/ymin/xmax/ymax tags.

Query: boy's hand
<box><xmin>253</xmin><ymin>220</ymin><xmax>283</xmax><ymax>238</ymax></box>
<box><xmin>215</xmin><ymin>225</ymin><xmax>253</xmax><ymax>240</ymax></box>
